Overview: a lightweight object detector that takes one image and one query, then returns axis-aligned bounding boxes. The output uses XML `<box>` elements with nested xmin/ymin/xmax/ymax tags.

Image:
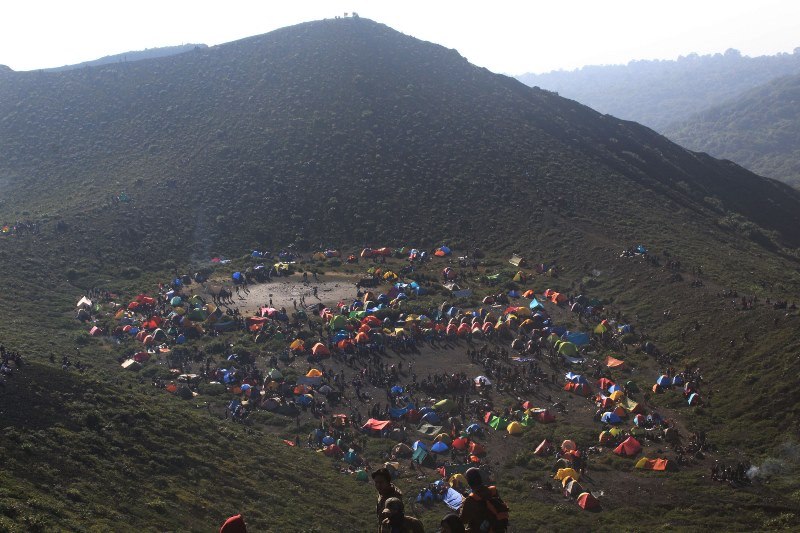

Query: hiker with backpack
<box><xmin>459</xmin><ymin>468</ymin><xmax>509</xmax><ymax>532</ymax></box>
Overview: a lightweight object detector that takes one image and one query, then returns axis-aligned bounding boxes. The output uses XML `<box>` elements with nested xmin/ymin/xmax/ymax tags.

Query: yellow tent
<box><xmin>507</xmin><ymin>421</ymin><xmax>523</xmax><ymax>435</ymax></box>
<box><xmin>290</xmin><ymin>339</ymin><xmax>304</xmax><ymax>350</ymax></box>
<box><xmin>610</xmin><ymin>390</ymin><xmax>625</xmax><ymax>402</ymax></box>
<box><xmin>435</xmin><ymin>433</ymin><xmax>452</xmax><ymax>445</ymax></box>
<box><xmin>449</xmin><ymin>473</ymin><xmax>467</xmax><ymax>490</ymax></box>
<box><xmin>554</xmin><ymin>468</ymin><xmax>580</xmax><ymax>481</ymax></box>
<box><xmin>594</xmin><ymin>323</ymin><xmax>607</xmax><ymax>334</ymax></box>
<box><xmin>306</xmin><ymin>368</ymin><xmax>323</xmax><ymax>378</ymax></box>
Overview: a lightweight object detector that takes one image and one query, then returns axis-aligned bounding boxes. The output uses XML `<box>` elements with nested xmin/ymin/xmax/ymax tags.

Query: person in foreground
<box><xmin>373</xmin><ymin>467</ymin><xmax>404</xmax><ymax>531</ymax></box>
<box><xmin>458</xmin><ymin>468</ymin><xmax>509</xmax><ymax>532</ymax></box>
<box><xmin>380</xmin><ymin>497</ymin><xmax>425</xmax><ymax>533</ymax></box>
<box><xmin>441</xmin><ymin>513</ymin><xmax>466</xmax><ymax>532</ymax></box>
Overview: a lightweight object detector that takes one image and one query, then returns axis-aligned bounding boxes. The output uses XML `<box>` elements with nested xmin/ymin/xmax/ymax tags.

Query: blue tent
<box><xmin>466</xmin><ymin>423</ymin><xmax>481</xmax><ymax>434</ymax></box>
<box><xmin>431</xmin><ymin>441</ymin><xmax>449</xmax><ymax>453</ymax></box>
<box><xmin>608</xmin><ymin>384</ymin><xmax>622</xmax><ymax>393</ymax></box>
<box><xmin>389</xmin><ymin>405</ymin><xmax>413</xmax><ymax>419</ymax></box>
<box><xmin>439</xmin><ymin>246</ymin><xmax>451</xmax><ymax>255</ymax></box>
<box><xmin>391</xmin><ymin>385</ymin><xmax>404</xmax><ymax>395</ymax></box>
<box><xmin>297</xmin><ymin>395</ymin><xmax>313</xmax><ymax>406</ymax></box>
<box><xmin>443</xmin><ymin>488</ymin><xmax>464</xmax><ymax>511</ymax></box>
<box><xmin>564</xmin><ymin>332</ymin><xmax>590</xmax><ymax>346</ymax></box>
<box><xmin>635</xmin><ymin>244</ymin><xmax>647</xmax><ymax>254</ymax></box>
<box><xmin>421</xmin><ymin>412</ymin><xmax>441</xmax><ymax>424</ymax></box>
<box><xmin>552</xmin><ymin>325</ymin><xmax>567</xmax><ymax>336</ymax></box>
<box><xmin>322</xmin><ymin>436</ymin><xmax>335</xmax><ymax>445</ymax></box>
<box><xmin>508</xmin><ymin>290</ymin><xmax>521</xmax><ymax>298</ymax></box>
<box><xmin>656</xmin><ymin>375</ymin><xmax>672</xmax><ymax>388</ymax></box>
<box><xmin>601</xmin><ymin>412</ymin><xmax>623</xmax><ymax>424</ymax></box>
<box><xmin>418</xmin><ymin>407</ymin><xmax>434</xmax><ymax>415</ymax></box>
<box><xmin>565</xmin><ymin>372</ymin><xmax>588</xmax><ymax>385</ymax></box>
<box><xmin>251</xmin><ymin>251</ymin><xmax>261</xmax><ymax>258</ymax></box>
<box><xmin>412</xmin><ymin>440</ymin><xmax>427</xmax><ymax>451</ymax></box>
<box><xmin>672</xmin><ymin>375</ymin><xmax>684</xmax><ymax>386</ymax></box>
<box><xmin>416</xmin><ymin>489</ymin><xmax>435</xmax><ymax>504</ymax></box>
<box><xmin>529</xmin><ymin>298</ymin><xmax>542</xmax><ymax>309</ymax></box>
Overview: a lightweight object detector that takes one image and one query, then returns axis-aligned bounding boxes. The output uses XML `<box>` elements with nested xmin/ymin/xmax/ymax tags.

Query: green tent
<box><xmin>268</xmin><ymin>368</ymin><xmax>283</xmax><ymax>380</ymax></box>
<box><xmin>331</xmin><ymin>315</ymin><xmax>348</xmax><ymax>330</ymax></box>
<box><xmin>558</xmin><ymin>342</ymin><xmax>578</xmax><ymax>357</ymax></box>
<box><xmin>355</xmin><ymin>470</ymin><xmax>369</xmax><ymax>482</ymax></box>
<box><xmin>412</xmin><ymin>447</ymin><xmax>434</xmax><ymax>467</ymax></box>
<box><xmin>489</xmin><ymin>416</ymin><xmax>509</xmax><ymax>431</ymax></box>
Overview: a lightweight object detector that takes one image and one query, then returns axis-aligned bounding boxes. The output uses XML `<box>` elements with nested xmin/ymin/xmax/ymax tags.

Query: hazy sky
<box><xmin>2</xmin><ymin>0</ymin><xmax>798</xmax><ymax>74</ymax></box>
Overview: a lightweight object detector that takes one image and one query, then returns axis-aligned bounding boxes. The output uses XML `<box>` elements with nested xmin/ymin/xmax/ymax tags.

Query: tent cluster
<box><xmin>652</xmin><ymin>373</ymin><xmax>702</xmax><ymax>406</ymax></box>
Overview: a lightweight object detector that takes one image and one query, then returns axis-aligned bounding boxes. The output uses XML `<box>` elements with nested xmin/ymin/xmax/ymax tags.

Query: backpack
<box><xmin>471</xmin><ymin>486</ymin><xmax>509</xmax><ymax>532</ymax></box>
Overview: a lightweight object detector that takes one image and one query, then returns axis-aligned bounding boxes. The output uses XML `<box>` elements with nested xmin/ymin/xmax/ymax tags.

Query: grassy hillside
<box><xmin>517</xmin><ymin>48</ymin><xmax>800</xmax><ymax>132</ymax></box>
<box><xmin>0</xmin><ymin>17</ymin><xmax>799</xmax><ymax>531</ymax></box>
<box><xmin>665</xmin><ymin>73</ymin><xmax>800</xmax><ymax>188</ymax></box>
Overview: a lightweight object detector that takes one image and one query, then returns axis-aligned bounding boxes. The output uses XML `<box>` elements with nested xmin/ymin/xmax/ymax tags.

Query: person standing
<box><xmin>373</xmin><ymin>468</ymin><xmax>403</xmax><ymax>532</ymax></box>
<box><xmin>459</xmin><ymin>468</ymin><xmax>509</xmax><ymax>532</ymax></box>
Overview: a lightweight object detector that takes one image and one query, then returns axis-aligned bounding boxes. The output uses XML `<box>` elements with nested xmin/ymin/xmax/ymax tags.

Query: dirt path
<box><xmin>227</xmin><ymin>272</ymin><xmax>361</xmax><ymax>316</ymax></box>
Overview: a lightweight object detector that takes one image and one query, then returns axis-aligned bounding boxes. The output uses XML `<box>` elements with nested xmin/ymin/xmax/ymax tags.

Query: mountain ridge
<box><xmin>665</xmin><ymin>72</ymin><xmax>800</xmax><ymax>188</ymax></box>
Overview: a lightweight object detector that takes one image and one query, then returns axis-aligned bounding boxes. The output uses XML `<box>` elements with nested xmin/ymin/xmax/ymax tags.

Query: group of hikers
<box><xmin>217</xmin><ymin>465</ymin><xmax>507</xmax><ymax>532</ymax></box>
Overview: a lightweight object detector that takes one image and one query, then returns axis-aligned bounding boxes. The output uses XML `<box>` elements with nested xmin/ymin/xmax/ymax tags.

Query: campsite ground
<box><xmin>186</xmin><ymin>258</ymin><xmax>736</xmax><ymax>530</ymax></box>
<box><xmin>2</xmin><ymin>250</ymin><xmax>797</xmax><ymax>531</ymax></box>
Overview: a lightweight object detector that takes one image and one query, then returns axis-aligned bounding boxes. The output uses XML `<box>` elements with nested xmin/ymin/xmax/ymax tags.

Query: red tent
<box><xmin>597</xmin><ymin>378</ymin><xmax>615</xmax><ymax>390</ymax></box>
<box><xmin>534</xmin><ymin>439</ymin><xmax>552</xmax><ymax>456</ymax></box>
<box><xmin>577</xmin><ymin>492</ymin><xmax>601</xmax><ymax>511</ymax></box>
<box><xmin>614</xmin><ymin>437</ymin><xmax>642</xmax><ymax>457</ymax></box>
<box><xmin>452</xmin><ymin>437</ymin><xmax>468</xmax><ymax>451</ymax></box>
<box><xmin>361</xmin><ymin>419</ymin><xmax>392</xmax><ymax>432</ymax></box>
<box><xmin>534</xmin><ymin>409</ymin><xmax>556</xmax><ymax>423</ymax></box>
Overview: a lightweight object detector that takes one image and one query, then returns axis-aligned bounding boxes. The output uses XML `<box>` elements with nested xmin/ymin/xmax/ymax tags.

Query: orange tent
<box><xmin>469</xmin><ymin>442</ymin><xmax>487</xmax><ymax>456</ymax></box>
<box><xmin>306</xmin><ymin>368</ymin><xmax>323</xmax><ymax>378</ymax></box>
<box><xmin>523</xmin><ymin>290</ymin><xmax>536</xmax><ymax>298</ymax></box>
<box><xmin>635</xmin><ymin>457</ymin><xmax>670</xmax><ymax>471</ymax></box>
<box><xmin>605</xmin><ymin>355</ymin><xmax>626</xmax><ymax>369</ymax></box>
<box><xmin>355</xmin><ymin>332</ymin><xmax>369</xmax><ymax>344</ymax></box>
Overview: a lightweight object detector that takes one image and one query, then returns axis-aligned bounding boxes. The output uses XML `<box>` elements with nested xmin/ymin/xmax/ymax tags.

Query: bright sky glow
<box><xmin>1</xmin><ymin>0</ymin><xmax>798</xmax><ymax>74</ymax></box>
